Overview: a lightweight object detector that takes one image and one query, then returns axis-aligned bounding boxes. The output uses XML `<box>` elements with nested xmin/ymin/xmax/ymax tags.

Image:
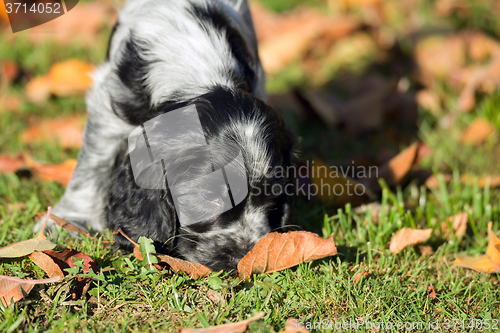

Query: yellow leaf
<box><xmin>453</xmin><ymin>222</ymin><xmax>500</xmax><ymax>273</ymax></box>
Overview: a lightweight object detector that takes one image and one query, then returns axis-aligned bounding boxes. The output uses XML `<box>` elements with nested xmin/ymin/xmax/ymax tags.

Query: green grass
<box><xmin>1</xmin><ymin>0</ymin><xmax>500</xmax><ymax>331</ymax></box>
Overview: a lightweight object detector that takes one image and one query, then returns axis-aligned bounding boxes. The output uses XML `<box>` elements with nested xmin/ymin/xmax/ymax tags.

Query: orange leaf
<box><xmin>0</xmin><ymin>208</ymin><xmax>56</xmax><ymax>258</ymax></box>
<box><xmin>377</xmin><ymin>143</ymin><xmax>419</xmax><ymax>188</ymax></box>
<box><xmin>441</xmin><ymin>212</ymin><xmax>468</xmax><ymax>239</ymax></box>
<box><xmin>25</xmin><ymin>60</ymin><xmax>94</xmax><ymax>103</ymax></box>
<box><xmin>181</xmin><ymin>312</ymin><xmax>264</xmax><ymax>333</ymax></box>
<box><xmin>310</xmin><ymin>158</ymin><xmax>367</xmax><ymax>207</ymax></box>
<box><xmin>0</xmin><ymin>155</ymin><xmax>26</xmax><ymax>174</ymax></box>
<box><xmin>157</xmin><ymin>254</ymin><xmax>212</xmax><ymax>280</ymax></box>
<box><xmin>461</xmin><ymin>119</ymin><xmax>497</xmax><ymax>145</ymax></box>
<box><xmin>389</xmin><ymin>228</ymin><xmax>432</xmax><ymax>254</ymax></box>
<box><xmin>23</xmin><ymin>156</ymin><xmax>77</xmax><ymax>186</ymax></box>
<box><xmin>29</xmin><ymin>251</ymin><xmax>65</xmax><ymax>279</ymax></box>
<box><xmin>0</xmin><ymin>0</ymin><xmax>9</xmax><ymax>26</ymax></box>
<box><xmin>453</xmin><ymin>222</ymin><xmax>500</xmax><ymax>273</ymax></box>
<box><xmin>460</xmin><ymin>174</ymin><xmax>500</xmax><ymax>188</ymax></box>
<box><xmin>0</xmin><ymin>275</ymin><xmax>60</xmax><ymax>307</ymax></box>
<box><xmin>21</xmin><ymin>115</ymin><xmax>85</xmax><ymax>148</ymax></box>
<box><xmin>427</xmin><ymin>285</ymin><xmax>437</xmax><ymax>298</ymax></box>
<box><xmin>50</xmin><ymin>214</ymin><xmax>89</xmax><ymax>236</ymax></box>
<box><xmin>237</xmin><ymin>231</ymin><xmax>337</xmax><ymax>280</ymax></box>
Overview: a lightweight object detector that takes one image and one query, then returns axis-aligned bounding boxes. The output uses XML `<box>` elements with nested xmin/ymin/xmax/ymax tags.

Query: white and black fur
<box><xmin>34</xmin><ymin>0</ymin><xmax>295</xmax><ymax>271</ymax></box>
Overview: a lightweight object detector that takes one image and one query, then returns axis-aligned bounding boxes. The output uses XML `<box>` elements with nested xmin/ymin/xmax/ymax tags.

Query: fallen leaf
<box><xmin>50</xmin><ymin>214</ymin><xmax>89</xmax><ymax>236</ymax></box>
<box><xmin>43</xmin><ymin>249</ymin><xmax>97</xmax><ymax>299</ymax></box>
<box><xmin>27</xmin><ymin>3</ymin><xmax>116</xmax><ymax>45</ymax></box>
<box><xmin>466</xmin><ymin>31</ymin><xmax>500</xmax><ymax>62</ymax></box>
<box><xmin>364</xmin><ymin>142</ymin><xmax>419</xmax><ymax>190</ymax></box>
<box><xmin>0</xmin><ymin>275</ymin><xmax>60</xmax><ymax>306</ymax></box>
<box><xmin>21</xmin><ymin>115</ymin><xmax>85</xmax><ymax>148</ymax></box>
<box><xmin>117</xmin><ymin>228</ymin><xmax>212</xmax><ymax>279</ymax></box>
<box><xmin>1</xmin><ymin>60</ymin><xmax>20</xmax><ymax>86</ymax></box>
<box><xmin>181</xmin><ymin>312</ymin><xmax>264</xmax><ymax>333</ymax></box>
<box><xmin>424</xmin><ymin>173</ymin><xmax>453</xmax><ymax>188</ymax></box>
<box><xmin>276</xmin><ymin>318</ymin><xmax>311</xmax><ymax>333</ymax></box>
<box><xmin>237</xmin><ymin>231</ymin><xmax>337</xmax><ymax>280</ymax></box>
<box><xmin>23</xmin><ymin>156</ymin><xmax>77</xmax><ymax>186</ymax></box>
<box><xmin>258</xmin><ymin>10</ymin><xmax>358</xmax><ymax>74</ymax></box>
<box><xmin>29</xmin><ymin>251</ymin><xmax>64</xmax><ymax>279</ymax></box>
<box><xmin>460</xmin><ymin>174</ymin><xmax>500</xmax><ymax>188</ymax></box>
<box><xmin>0</xmin><ymin>155</ymin><xmax>26</xmax><ymax>174</ymax></box>
<box><xmin>427</xmin><ymin>285</ymin><xmax>437</xmax><ymax>298</ymax></box>
<box><xmin>0</xmin><ymin>94</ymin><xmax>21</xmax><ymax>113</ymax></box>
<box><xmin>389</xmin><ymin>228</ymin><xmax>432</xmax><ymax>254</ymax></box>
<box><xmin>416</xmin><ymin>89</ymin><xmax>442</xmax><ymax>115</ymax></box>
<box><xmin>206</xmin><ymin>290</ymin><xmax>225</xmax><ymax>305</ymax></box>
<box><xmin>156</xmin><ymin>254</ymin><xmax>213</xmax><ymax>280</ymax></box>
<box><xmin>419</xmin><ymin>245</ymin><xmax>434</xmax><ymax>255</ymax></box>
<box><xmin>454</xmin><ymin>222</ymin><xmax>500</xmax><ymax>273</ymax></box>
<box><xmin>441</xmin><ymin>212</ymin><xmax>468</xmax><ymax>239</ymax></box>
<box><xmin>460</xmin><ymin>118</ymin><xmax>497</xmax><ymax>145</ymax></box>
<box><xmin>26</xmin><ymin>60</ymin><xmax>94</xmax><ymax>103</ymax></box>
<box><xmin>0</xmin><ymin>208</ymin><xmax>55</xmax><ymax>258</ymax></box>
<box><xmin>353</xmin><ymin>271</ymin><xmax>368</xmax><ymax>282</ymax></box>
<box><xmin>310</xmin><ymin>158</ymin><xmax>367</xmax><ymax>207</ymax></box>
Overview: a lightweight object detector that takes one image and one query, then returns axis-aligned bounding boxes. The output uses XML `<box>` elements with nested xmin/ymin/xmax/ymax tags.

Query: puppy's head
<box><xmin>109</xmin><ymin>87</ymin><xmax>295</xmax><ymax>271</ymax></box>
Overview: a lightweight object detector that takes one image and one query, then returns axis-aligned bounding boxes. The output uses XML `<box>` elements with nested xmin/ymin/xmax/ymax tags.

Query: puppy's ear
<box><xmin>107</xmin><ymin>155</ymin><xmax>178</xmax><ymax>253</ymax></box>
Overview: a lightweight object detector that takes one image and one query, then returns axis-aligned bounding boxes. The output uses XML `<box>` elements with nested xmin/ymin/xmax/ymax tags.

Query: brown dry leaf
<box><xmin>460</xmin><ymin>119</ymin><xmax>497</xmax><ymax>145</ymax></box>
<box><xmin>424</xmin><ymin>173</ymin><xmax>453</xmax><ymax>188</ymax></box>
<box><xmin>117</xmin><ymin>228</ymin><xmax>212</xmax><ymax>279</ymax></box>
<box><xmin>441</xmin><ymin>212</ymin><xmax>468</xmax><ymax>239</ymax></box>
<box><xmin>29</xmin><ymin>251</ymin><xmax>65</xmax><ymax>279</ymax></box>
<box><xmin>276</xmin><ymin>318</ymin><xmax>311</xmax><ymax>333</ymax></box>
<box><xmin>0</xmin><ymin>208</ymin><xmax>56</xmax><ymax>258</ymax></box>
<box><xmin>50</xmin><ymin>214</ymin><xmax>89</xmax><ymax>236</ymax></box>
<box><xmin>419</xmin><ymin>245</ymin><xmax>434</xmax><ymax>255</ymax></box>
<box><xmin>23</xmin><ymin>156</ymin><xmax>77</xmax><ymax>186</ymax></box>
<box><xmin>427</xmin><ymin>285</ymin><xmax>437</xmax><ymax>298</ymax></box>
<box><xmin>0</xmin><ymin>155</ymin><xmax>26</xmax><ymax>173</ymax></box>
<box><xmin>0</xmin><ymin>275</ymin><xmax>60</xmax><ymax>306</ymax></box>
<box><xmin>367</xmin><ymin>142</ymin><xmax>418</xmax><ymax>190</ymax></box>
<box><xmin>466</xmin><ymin>31</ymin><xmax>500</xmax><ymax>62</ymax></box>
<box><xmin>454</xmin><ymin>222</ymin><xmax>500</xmax><ymax>273</ymax></box>
<box><xmin>206</xmin><ymin>290</ymin><xmax>225</xmax><ymax>305</ymax></box>
<box><xmin>415</xmin><ymin>35</ymin><xmax>466</xmax><ymax>86</ymax></box>
<box><xmin>389</xmin><ymin>228</ymin><xmax>432</xmax><ymax>254</ymax></box>
<box><xmin>257</xmin><ymin>8</ymin><xmax>358</xmax><ymax>75</ymax></box>
<box><xmin>181</xmin><ymin>312</ymin><xmax>264</xmax><ymax>333</ymax></box>
<box><xmin>353</xmin><ymin>271</ymin><xmax>368</xmax><ymax>282</ymax></box>
<box><xmin>237</xmin><ymin>231</ymin><xmax>337</xmax><ymax>280</ymax></box>
<box><xmin>43</xmin><ymin>249</ymin><xmax>98</xmax><ymax>299</ymax></box>
<box><xmin>27</xmin><ymin>3</ymin><xmax>116</xmax><ymax>45</ymax></box>
<box><xmin>26</xmin><ymin>60</ymin><xmax>94</xmax><ymax>103</ymax></box>
<box><xmin>416</xmin><ymin>89</ymin><xmax>442</xmax><ymax>115</ymax></box>
<box><xmin>156</xmin><ymin>254</ymin><xmax>213</xmax><ymax>280</ymax></box>
<box><xmin>460</xmin><ymin>174</ymin><xmax>500</xmax><ymax>188</ymax></box>
<box><xmin>21</xmin><ymin>114</ymin><xmax>85</xmax><ymax>148</ymax></box>
<box><xmin>1</xmin><ymin>60</ymin><xmax>20</xmax><ymax>86</ymax></box>
<box><xmin>310</xmin><ymin>158</ymin><xmax>367</xmax><ymax>207</ymax></box>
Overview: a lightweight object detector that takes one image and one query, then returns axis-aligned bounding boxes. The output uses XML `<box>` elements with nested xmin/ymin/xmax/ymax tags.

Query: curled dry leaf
<box><xmin>0</xmin><ymin>208</ymin><xmax>55</xmax><ymax>258</ymax></box>
<box><xmin>29</xmin><ymin>251</ymin><xmax>65</xmax><ymax>279</ymax></box>
<box><xmin>460</xmin><ymin>174</ymin><xmax>500</xmax><ymax>188</ymax></box>
<box><xmin>50</xmin><ymin>214</ymin><xmax>89</xmax><ymax>236</ymax></box>
<box><xmin>21</xmin><ymin>115</ymin><xmax>86</xmax><ymax>148</ymax></box>
<box><xmin>26</xmin><ymin>60</ymin><xmax>94</xmax><ymax>103</ymax></box>
<box><xmin>454</xmin><ymin>222</ymin><xmax>500</xmax><ymax>273</ymax></box>
<box><xmin>43</xmin><ymin>249</ymin><xmax>98</xmax><ymax>299</ymax></box>
<box><xmin>353</xmin><ymin>271</ymin><xmax>368</xmax><ymax>282</ymax></box>
<box><xmin>237</xmin><ymin>231</ymin><xmax>337</xmax><ymax>280</ymax></box>
<box><xmin>23</xmin><ymin>156</ymin><xmax>77</xmax><ymax>186</ymax></box>
<box><xmin>427</xmin><ymin>285</ymin><xmax>437</xmax><ymax>298</ymax></box>
<box><xmin>389</xmin><ymin>228</ymin><xmax>432</xmax><ymax>254</ymax></box>
<box><xmin>441</xmin><ymin>212</ymin><xmax>468</xmax><ymax>240</ymax></box>
<box><xmin>460</xmin><ymin>119</ymin><xmax>497</xmax><ymax>145</ymax></box>
<box><xmin>0</xmin><ymin>275</ymin><xmax>60</xmax><ymax>307</ymax></box>
<box><xmin>117</xmin><ymin>228</ymin><xmax>212</xmax><ymax>279</ymax></box>
<box><xmin>181</xmin><ymin>312</ymin><xmax>264</xmax><ymax>333</ymax></box>
<box><xmin>156</xmin><ymin>254</ymin><xmax>212</xmax><ymax>280</ymax></box>
<box><xmin>206</xmin><ymin>290</ymin><xmax>225</xmax><ymax>306</ymax></box>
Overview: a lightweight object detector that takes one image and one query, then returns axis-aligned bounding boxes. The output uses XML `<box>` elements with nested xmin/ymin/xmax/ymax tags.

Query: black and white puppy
<box><xmin>34</xmin><ymin>0</ymin><xmax>295</xmax><ymax>271</ymax></box>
